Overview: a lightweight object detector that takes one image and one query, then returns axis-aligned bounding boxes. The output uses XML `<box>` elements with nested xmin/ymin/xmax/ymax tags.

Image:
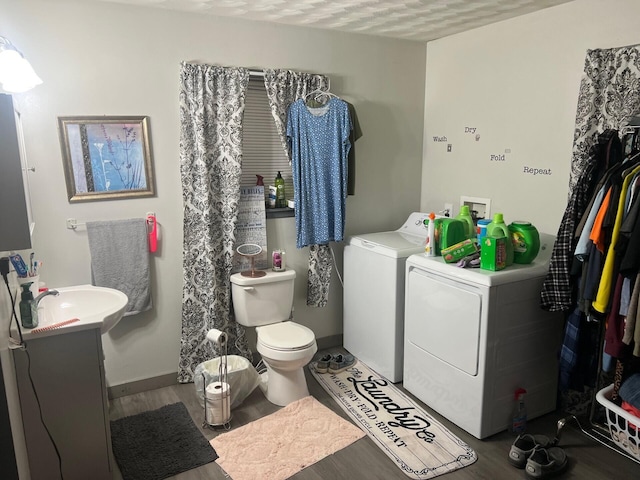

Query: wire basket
<box><xmin>596</xmin><ymin>384</ymin><xmax>640</xmax><ymax>460</ymax></box>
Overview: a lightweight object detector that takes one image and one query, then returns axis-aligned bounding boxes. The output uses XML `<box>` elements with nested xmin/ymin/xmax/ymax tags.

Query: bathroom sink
<box><xmin>37</xmin><ymin>284</ymin><xmax>128</xmax><ymax>334</ymax></box>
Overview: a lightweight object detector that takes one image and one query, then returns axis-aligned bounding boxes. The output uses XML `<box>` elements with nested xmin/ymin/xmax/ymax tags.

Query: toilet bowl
<box><xmin>230</xmin><ymin>269</ymin><xmax>317</xmax><ymax>406</ymax></box>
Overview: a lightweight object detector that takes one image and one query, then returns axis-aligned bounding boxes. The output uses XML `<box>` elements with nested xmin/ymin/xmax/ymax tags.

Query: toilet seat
<box><xmin>256</xmin><ymin>321</ymin><xmax>315</xmax><ymax>351</ymax></box>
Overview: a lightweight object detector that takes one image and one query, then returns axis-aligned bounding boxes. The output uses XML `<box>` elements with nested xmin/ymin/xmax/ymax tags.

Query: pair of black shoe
<box><xmin>508</xmin><ymin>434</ymin><xmax>567</xmax><ymax>478</ymax></box>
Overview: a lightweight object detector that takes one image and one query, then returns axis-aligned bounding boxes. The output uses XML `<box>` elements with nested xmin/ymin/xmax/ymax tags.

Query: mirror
<box><xmin>236</xmin><ymin>244</ymin><xmax>266</xmax><ymax>278</ymax></box>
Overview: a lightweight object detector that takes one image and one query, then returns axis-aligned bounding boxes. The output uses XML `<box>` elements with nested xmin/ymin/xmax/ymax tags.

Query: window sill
<box><xmin>266</xmin><ymin>207</ymin><xmax>295</xmax><ymax>219</ymax></box>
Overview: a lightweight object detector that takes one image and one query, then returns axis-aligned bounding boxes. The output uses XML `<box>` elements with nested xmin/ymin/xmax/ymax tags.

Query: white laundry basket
<box><xmin>596</xmin><ymin>384</ymin><xmax>640</xmax><ymax>460</ymax></box>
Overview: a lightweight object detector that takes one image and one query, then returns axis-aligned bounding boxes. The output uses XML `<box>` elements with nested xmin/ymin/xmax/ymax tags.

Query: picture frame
<box><xmin>58</xmin><ymin>115</ymin><xmax>155</xmax><ymax>202</ymax></box>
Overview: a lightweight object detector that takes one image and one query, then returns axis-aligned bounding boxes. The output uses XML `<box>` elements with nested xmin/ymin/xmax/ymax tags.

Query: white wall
<box><xmin>0</xmin><ymin>0</ymin><xmax>426</xmax><ymax>391</ymax></box>
<box><xmin>422</xmin><ymin>0</ymin><xmax>640</xmax><ymax>236</ymax></box>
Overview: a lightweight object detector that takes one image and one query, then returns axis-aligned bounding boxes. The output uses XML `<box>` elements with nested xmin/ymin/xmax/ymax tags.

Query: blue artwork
<box><xmin>60</xmin><ymin>116</ymin><xmax>154</xmax><ymax>201</ymax></box>
<box><xmin>86</xmin><ymin>123</ymin><xmax>147</xmax><ymax>192</ymax></box>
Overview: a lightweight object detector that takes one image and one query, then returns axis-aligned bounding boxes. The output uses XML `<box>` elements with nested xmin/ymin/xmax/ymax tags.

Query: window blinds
<box><xmin>241</xmin><ymin>77</ymin><xmax>293</xmax><ymax>198</ymax></box>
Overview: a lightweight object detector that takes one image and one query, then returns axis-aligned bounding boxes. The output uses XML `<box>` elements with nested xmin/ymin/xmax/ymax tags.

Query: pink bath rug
<box><xmin>210</xmin><ymin>395</ymin><xmax>365</xmax><ymax>480</ymax></box>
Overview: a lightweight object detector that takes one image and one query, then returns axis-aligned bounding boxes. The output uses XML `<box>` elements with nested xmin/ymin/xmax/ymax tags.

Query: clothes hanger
<box><xmin>304</xmin><ymin>78</ymin><xmax>338</xmax><ymax>106</ymax></box>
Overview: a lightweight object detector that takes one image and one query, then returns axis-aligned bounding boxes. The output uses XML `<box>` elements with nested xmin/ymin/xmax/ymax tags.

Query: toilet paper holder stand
<box><xmin>203</xmin><ymin>329</ymin><xmax>232</xmax><ymax>429</ymax></box>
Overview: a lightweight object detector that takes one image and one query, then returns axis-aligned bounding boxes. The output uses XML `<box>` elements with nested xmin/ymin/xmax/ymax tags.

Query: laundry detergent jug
<box><xmin>487</xmin><ymin>213</ymin><xmax>514</xmax><ymax>266</ymax></box>
<box><xmin>508</xmin><ymin>221</ymin><xmax>540</xmax><ymax>264</ymax></box>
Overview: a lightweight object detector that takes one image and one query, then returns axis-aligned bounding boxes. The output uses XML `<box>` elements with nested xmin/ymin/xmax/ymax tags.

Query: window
<box><xmin>242</xmin><ymin>76</ymin><xmax>293</xmax><ymax>215</ymax></box>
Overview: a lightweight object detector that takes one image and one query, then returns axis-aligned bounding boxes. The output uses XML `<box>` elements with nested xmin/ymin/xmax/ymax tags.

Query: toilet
<box><xmin>230</xmin><ymin>269</ymin><xmax>317</xmax><ymax>406</ymax></box>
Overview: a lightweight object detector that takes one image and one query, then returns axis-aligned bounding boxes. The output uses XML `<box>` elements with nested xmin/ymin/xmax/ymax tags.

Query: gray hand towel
<box><xmin>86</xmin><ymin>218</ymin><xmax>152</xmax><ymax>316</ymax></box>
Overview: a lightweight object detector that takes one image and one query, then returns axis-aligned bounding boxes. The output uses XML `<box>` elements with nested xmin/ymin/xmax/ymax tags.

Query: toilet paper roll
<box><xmin>206</xmin><ymin>381</ymin><xmax>230</xmax><ymax>398</ymax></box>
<box><xmin>205</xmin><ymin>381</ymin><xmax>231</xmax><ymax>425</ymax></box>
<box><xmin>206</xmin><ymin>328</ymin><xmax>227</xmax><ymax>347</ymax></box>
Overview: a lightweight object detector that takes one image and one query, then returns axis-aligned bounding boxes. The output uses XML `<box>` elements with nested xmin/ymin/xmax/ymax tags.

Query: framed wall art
<box><xmin>58</xmin><ymin>115</ymin><xmax>155</xmax><ymax>202</ymax></box>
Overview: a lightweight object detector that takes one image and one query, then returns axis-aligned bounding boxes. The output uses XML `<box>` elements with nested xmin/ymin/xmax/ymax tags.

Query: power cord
<box><xmin>1</xmin><ymin>257</ymin><xmax>64</xmax><ymax>479</ymax></box>
<box><xmin>1</xmin><ymin>257</ymin><xmax>24</xmax><ymax>348</ymax></box>
<box><xmin>329</xmin><ymin>245</ymin><xmax>344</xmax><ymax>288</ymax></box>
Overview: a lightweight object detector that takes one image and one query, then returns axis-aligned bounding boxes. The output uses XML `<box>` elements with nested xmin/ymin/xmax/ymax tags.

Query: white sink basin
<box><xmin>37</xmin><ymin>285</ymin><xmax>128</xmax><ymax>334</ymax></box>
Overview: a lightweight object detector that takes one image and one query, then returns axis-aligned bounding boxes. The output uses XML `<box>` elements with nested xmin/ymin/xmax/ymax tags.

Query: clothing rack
<box><xmin>552</xmin><ymin>126</ymin><xmax>640</xmax><ymax>464</ymax></box>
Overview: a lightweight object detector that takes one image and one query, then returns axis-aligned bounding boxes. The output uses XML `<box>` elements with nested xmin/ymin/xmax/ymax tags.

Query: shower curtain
<box><xmin>569</xmin><ymin>46</ymin><xmax>640</xmax><ymax>198</ymax></box>
<box><xmin>178</xmin><ymin>62</ymin><xmax>252</xmax><ymax>383</ymax></box>
<box><xmin>262</xmin><ymin>69</ymin><xmax>335</xmax><ymax>307</ymax></box>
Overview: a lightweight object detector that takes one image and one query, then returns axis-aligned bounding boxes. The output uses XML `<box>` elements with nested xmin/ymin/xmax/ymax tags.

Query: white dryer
<box><xmin>403</xmin><ymin>233</ymin><xmax>563</xmax><ymax>439</ymax></box>
<box><xmin>343</xmin><ymin>212</ymin><xmax>431</xmax><ymax>382</ymax></box>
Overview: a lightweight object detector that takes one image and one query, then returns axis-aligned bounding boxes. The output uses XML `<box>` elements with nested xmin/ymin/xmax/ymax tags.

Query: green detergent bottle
<box><xmin>455</xmin><ymin>205</ymin><xmax>476</xmax><ymax>240</ymax></box>
<box><xmin>487</xmin><ymin>213</ymin><xmax>514</xmax><ymax>266</ymax></box>
<box><xmin>508</xmin><ymin>221</ymin><xmax>540</xmax><ymax>264</ymax></box>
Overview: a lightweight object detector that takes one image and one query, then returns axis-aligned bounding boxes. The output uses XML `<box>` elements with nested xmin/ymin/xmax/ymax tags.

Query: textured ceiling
<box><xmin>82</xmin><ymin>0</ymin><xmax>573</xmax><ymax>42</ymax></box>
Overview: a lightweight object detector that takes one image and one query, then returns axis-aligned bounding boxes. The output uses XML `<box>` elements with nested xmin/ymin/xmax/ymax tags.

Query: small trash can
<box><xmin>194</xmin><ymin>355</ymin><xmax>261</xmax><ymax>410</ymax></box>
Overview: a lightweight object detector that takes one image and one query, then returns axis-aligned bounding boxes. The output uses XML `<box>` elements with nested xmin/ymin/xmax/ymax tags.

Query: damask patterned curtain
<box><xmin>178</xmin><ymin>62</ymin><xmax>252</xmax><ymax>383</ymax></box>
<box><xmin>262</xmin><ymin>69</ymin><xmax>335</xmax><ymax>307</ymax></box>
<box><xmin>569</xmin><ymin>46</ymin><xmax>640</xmax><ymax>197</ymax></box>
<box><xmin>262</xmin><ymin>69</ymin><xmax>329</xmax><ymax>161</ymax></box>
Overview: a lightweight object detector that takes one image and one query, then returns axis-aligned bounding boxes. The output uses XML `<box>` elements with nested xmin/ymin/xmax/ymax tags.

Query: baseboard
<box><xmin>108</xmin><ymin>334</ymin><xmax>343</xmax><ymax>399</ymax></box>
<box><xmin>316</xmin><ymin>334</ymin><xmax>342</xmax><ymax>351</ymax></box>
<box><xmin>108</xmin><ymin>372</ymin><xmax>177</xmax><ymax>399</ymax></box>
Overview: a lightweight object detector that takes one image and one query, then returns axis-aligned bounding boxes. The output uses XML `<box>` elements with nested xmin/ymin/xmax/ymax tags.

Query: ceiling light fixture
<box><xmin>0</xmin><ymin>36</ymin><xmax>42</xmax><ymax>93</ymax></box>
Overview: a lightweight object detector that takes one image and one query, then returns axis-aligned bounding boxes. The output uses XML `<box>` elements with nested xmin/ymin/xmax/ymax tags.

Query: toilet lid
<box><xmin>257</xmin><ymin>322</ymin><xmax>315</xmax><ymax>350</ymax></box>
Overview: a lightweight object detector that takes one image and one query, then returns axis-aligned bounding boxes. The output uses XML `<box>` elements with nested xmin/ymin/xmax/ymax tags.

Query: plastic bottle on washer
<box><xmin>455</xmin><ymin>205</ymin><xmax>476</xmax><ymax>240</ymax></box>
<box><xmin>425</xmin><ymin>212</ymin><xmax>436</xmax><ymax>256</ymax></box>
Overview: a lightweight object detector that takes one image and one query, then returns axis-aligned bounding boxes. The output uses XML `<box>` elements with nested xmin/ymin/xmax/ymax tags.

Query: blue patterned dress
<box><xmin>286</xmin><ymin>97</ymin><xmax>352</xmax><ymax>248</ymax></box>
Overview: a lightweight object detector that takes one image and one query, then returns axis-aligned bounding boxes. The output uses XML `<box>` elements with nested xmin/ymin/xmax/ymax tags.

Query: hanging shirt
<box><xmin>287</xmin><ymin>97</ymin><xmax>352</xmax><ymax>248</ymax></box>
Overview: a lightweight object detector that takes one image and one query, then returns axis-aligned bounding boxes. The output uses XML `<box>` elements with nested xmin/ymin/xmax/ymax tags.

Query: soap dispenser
<box><xmin>19</xmin><ymin>282</ymin><xmax>38</xmax><ymax>329</ymax></box>
<box><xmin>275</xmin><ymin>171</ymin><xmax>286</xmax><ymax>208</ymax></box>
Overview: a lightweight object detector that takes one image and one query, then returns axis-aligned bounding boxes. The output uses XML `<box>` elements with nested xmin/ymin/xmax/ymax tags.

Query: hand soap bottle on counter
<box><xmin>19</xmin><ymin>282</ymin><xmax>38</xmax><ymax>329</ymax></box>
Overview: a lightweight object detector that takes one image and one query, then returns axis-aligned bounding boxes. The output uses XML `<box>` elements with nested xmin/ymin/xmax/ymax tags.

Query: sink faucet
<box><xmin>34</xmin><ymin>289</ymin><xmax>59</xmax><ymax>306</ymax></box>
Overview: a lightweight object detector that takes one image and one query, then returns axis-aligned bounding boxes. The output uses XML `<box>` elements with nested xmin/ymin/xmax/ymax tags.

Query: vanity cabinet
<box><xmin>12</xmin><ymin>328</ymin><xmax>113</xmax><ymax>480</ymax></box>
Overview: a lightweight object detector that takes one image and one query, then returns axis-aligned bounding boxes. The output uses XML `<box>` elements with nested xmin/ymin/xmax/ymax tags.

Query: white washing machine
<box><xmin>343</xmin><ymin>212</ymin><xmax>431</xmax><ymax>383</ymax></box>
<box><xmin>403</xmin><ymin>233</ymin><xmax>563</xmax><ymax>439</ymax></box>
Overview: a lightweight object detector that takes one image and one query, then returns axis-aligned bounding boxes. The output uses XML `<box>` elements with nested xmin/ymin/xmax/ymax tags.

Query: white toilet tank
<box><xmin>230</xmin><ymin>269</ymin><xmax>296</xmax><ymax>327</ymax></box>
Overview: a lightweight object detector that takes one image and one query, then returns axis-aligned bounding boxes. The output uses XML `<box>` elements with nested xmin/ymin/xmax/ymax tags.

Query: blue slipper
<box><xmin>328</xmin><ymin>354</ymin><xmax>356</xmax><ymax>373</ymax></box>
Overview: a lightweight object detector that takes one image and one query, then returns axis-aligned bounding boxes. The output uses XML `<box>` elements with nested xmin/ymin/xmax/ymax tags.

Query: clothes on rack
<box><xmin>545</xmin><ymin>128</ymin><xmax>640</xmax><ymax>403</ymax></box>
<box><xmin>540</xmin><ymin>129</ymin><xmax>622</xmax><ymax>312</ymax></box>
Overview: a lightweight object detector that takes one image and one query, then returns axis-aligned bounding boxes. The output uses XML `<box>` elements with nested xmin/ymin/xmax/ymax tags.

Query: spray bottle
<box><xmin>511</xmin><ymin>388</ymin><xmax>527</xmax><ymax>434</ymax></box>
<box><xmin>425</xmin><ymin>212</ymin><xmax>436</xmax><ymax>256</ymax></box>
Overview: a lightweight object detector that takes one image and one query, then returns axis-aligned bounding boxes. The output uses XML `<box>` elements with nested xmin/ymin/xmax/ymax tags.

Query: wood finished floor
<box><xmin>109</xmin><ymin>359</ymin><xmax>640</xmax><ymax>480</ymax></box>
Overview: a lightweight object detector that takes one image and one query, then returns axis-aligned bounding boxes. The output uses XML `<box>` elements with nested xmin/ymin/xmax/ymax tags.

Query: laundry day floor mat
<box><xmin>310</xmin><ymin>359</ymin><xmax>477</xmax><ymax>479</ymax></box>
<box><xmin>110</xmin><ymin>402</ymin><xmax>218</xmax><ymax>480</ymax></box>
<box><xmin>210</xmin><ymin>395</ymin><xmax>365</xmax><ymax>480</ymax></box>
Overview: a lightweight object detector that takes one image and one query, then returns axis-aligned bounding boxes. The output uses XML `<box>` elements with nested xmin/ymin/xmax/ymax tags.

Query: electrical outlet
<box><xmin>444</xmin><ymin>203</ymin><xmax>453</xmax><ymax>217</ymax></box>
